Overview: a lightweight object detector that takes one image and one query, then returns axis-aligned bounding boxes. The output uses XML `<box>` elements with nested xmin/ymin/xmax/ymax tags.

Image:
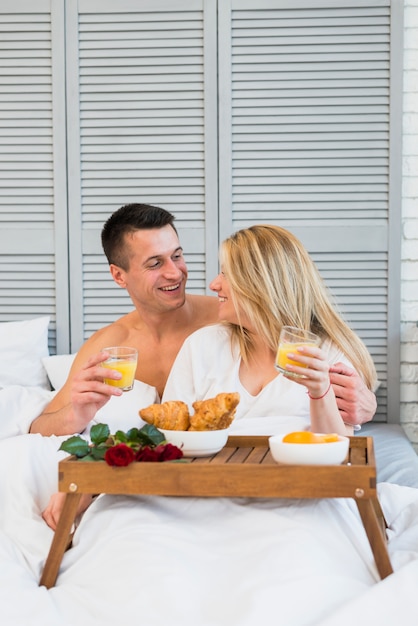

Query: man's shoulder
<box><xmin>80</xmin><ymin>312</ymin><xmax>136</xmax><ymax>350</ymax></box>
<box><xmin>187</xmin><ymin>293</ymin><xmax>217</xmax><ymax>308</ymax></box>
<box><xmin>186</xmin><ymin>294</ymin><xmax>218</xmax><ymax>324</ymax></box>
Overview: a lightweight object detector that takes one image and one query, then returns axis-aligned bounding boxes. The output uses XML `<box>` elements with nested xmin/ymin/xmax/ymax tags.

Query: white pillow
<box><xmin>42</xmin><ymin>353</ymin><xmax>77</xmax><ymax>391</ymax></box>
<box><xmin>0</xmin><ymin>385</ymin><xmax>54</xmax><ymax>439</ymax></box>
<box><xmin>0</xmin><ymin>316</ymin><xmax>50</xmax><ymax>390</ymax></box>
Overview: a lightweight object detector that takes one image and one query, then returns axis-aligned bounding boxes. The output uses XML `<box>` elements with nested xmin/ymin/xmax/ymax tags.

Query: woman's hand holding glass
<box><xmin>277</xmin><ymin>342</ymin><xmax>332</xmax><ymax>400</ymax></box>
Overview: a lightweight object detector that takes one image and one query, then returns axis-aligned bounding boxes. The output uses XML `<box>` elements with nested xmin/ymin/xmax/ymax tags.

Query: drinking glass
<box><xmin>102</xmin><ymin>347</ymin><xmax>138</xmax><ymax>391</ymax></box>
<box><xmin>275</xmin><ymin>326</ymin><xmax>321</xmax><ymax>378</ymax></box>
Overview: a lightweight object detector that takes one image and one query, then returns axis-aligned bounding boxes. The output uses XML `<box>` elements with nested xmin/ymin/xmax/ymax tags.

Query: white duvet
<box><xmin>1</xmin><ymin>385</ymin><xmax>418</xmax><ymax>626</ymax></box>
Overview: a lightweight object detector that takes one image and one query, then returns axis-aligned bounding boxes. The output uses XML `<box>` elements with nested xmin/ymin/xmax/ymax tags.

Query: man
<box><xmin>31</xmin><ymin>203</ymin><xmax>376</xmax><ymax>438</ymax></box>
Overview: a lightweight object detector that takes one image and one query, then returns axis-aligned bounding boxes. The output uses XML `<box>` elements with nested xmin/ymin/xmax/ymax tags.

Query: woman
<box><xmin>163</xmin><ymin>225</ymin><xmax>377</xmax><ymax>435</ymax></box>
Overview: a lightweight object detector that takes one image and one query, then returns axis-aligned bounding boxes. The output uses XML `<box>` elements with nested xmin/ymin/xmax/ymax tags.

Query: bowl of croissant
<box><xmin>139</xmin><ymin>392</ymin><xmax>240</xmax><ymax>457</ymax></box>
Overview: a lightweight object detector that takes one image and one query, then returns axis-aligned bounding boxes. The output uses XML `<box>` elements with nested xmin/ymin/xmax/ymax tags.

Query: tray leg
<box><xmin>371</xmin><ymin>494</ymin><xmax>389</xmax><ymax>535</ymax></box>
<box><xmin>39</xmin><ymin>492</ymin><xmax>82</xmax><ymax>589</ymax></box>
<box><xmin>355</xmin><ymin>498</ymin><xmax>393</xmax><ymax>580</ymax></box>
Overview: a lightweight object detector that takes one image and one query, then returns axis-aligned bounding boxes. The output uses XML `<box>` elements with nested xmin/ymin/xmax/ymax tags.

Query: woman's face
<box><xmin>209</xmin><ymin>270</ymin><xmax>241</xmax><ymax>324</ymax></box>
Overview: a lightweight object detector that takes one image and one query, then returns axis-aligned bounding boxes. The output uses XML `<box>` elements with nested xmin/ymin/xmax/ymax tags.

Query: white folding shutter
<box><xmin>0</xmin><ymin>0</ymin><xmax>69</xmax><ymax>353</ymax></box>
<box><xmin>65</xmin><ymin>0</ymin><xmax>218</xmax><ymax>349</ymax></box>
<box><xmin>218</xmin><ymin>0</ymin><xmax>403</xmax><ymax>422</ymax></box>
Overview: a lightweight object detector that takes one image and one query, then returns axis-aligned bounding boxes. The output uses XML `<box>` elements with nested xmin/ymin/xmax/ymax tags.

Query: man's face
<box><xmin>111</xmin><ymin>225</ymin><xmax>188</xmax><ymax>313</ymax></box>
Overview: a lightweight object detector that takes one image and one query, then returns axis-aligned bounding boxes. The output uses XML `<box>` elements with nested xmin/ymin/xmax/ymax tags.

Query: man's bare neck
<box><xmin>132</xmin><ymin>298</ymin><xmax>188</xmax><ymax>338</ymax></box>
<box><xmin>123</xmin><ymin>294</ymin><xmax>217</xmax><ymax>396</ymax></box>
<box><xmin>128</xmin><ymin>294</ymin><xmax>216</xmax><ymax>341</ymax></box>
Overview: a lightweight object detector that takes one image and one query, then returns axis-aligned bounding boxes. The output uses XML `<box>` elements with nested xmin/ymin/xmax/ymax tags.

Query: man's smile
<box><xmin>160</xmin><ymin>283</ymin><xmax>181</xmax><ymax>292</ymax></box>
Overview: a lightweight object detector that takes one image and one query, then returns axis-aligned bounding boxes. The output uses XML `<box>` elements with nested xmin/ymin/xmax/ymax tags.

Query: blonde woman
<box><xmin>163</xmin><ymin>225</ymin><xmax>377</xmax><ymax>436</ymax></box>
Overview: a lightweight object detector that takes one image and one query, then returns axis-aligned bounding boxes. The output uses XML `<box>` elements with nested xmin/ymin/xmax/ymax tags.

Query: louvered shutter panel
<box><xmin>65</xmin><ymin>0</ymin><xmax>218</xmax><ymax>349</ymax></box>
<box><xmin>218</xmin><ymin>0</ymin><xmax>403</xmax><ymax>422</ymax></box>
<box><xmin>0</xmin><ymin>0</ymin><xmax>69</xmax><ymax>353</ymax></box>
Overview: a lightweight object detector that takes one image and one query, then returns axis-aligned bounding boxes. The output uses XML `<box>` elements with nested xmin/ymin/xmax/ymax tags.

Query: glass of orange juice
<box><xmin>275</xmin><ymin>326</ymin><xmax>321</xmax><ymax>378</ymax></box>
<box><xmin>102</xmin><ymin>347</ymin><xmax>138</xmax><ymax>391</ymax></box>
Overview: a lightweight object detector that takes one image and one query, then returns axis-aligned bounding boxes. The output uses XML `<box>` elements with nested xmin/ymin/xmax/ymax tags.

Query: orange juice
<box><xmin>275</xmin><ymin>326</ymin><xmax>321</xmax><ymax>378</ymax></box>
<box><xmin>103</xmin><ymin>359</ymin><xmax>137</xmax><ymax>390</ymax></box>
<box><xmin>276</xmin><ymin>342</ymin><xmax>319</xmax><ymax>372</ymax></box>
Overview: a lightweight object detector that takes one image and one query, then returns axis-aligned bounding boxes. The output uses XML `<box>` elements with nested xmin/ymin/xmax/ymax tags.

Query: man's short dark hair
<box><xmin>101</xmin><ymin>203</ymin><xmax>177</xmax><ymax>269</ymax></box>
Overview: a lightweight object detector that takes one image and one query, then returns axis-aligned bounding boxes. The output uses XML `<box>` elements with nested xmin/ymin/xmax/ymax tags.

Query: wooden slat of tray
<box><xmin>58</xmin><ymin>436</ymin><xmax>376</xmax><ymax>500</ymax></box>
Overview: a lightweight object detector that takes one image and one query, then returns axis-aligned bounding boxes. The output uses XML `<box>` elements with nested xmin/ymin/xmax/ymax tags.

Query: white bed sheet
<box><xmin>1</xmin><ymin>386</ymin><xmax>417</xmax><ymax>626</ymax></box>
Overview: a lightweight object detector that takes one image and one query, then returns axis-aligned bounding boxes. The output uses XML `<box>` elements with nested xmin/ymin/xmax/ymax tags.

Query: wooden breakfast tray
<box><xmin>39</xmin><ymin>435</ymin><xmax>393</xmax><ymax>588</ymax></box>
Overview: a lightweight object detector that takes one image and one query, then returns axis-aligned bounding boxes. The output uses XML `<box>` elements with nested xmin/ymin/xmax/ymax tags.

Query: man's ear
<box><xmin>109</xmin><ymin>264</ymin><xmax>127</xmax><ymax>288</ymax></box>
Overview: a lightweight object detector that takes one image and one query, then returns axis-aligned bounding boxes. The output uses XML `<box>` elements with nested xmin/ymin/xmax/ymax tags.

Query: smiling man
<box><xmin>30</xmin><ymin>203</ymin><xmax>218</xmax><ymax>436</ymax></box>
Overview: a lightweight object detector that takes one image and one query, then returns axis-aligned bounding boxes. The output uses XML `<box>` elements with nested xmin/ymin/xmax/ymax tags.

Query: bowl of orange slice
<box><xmin>269</xmin><ymin>431</ymin><xmax>349</xmax><ymax>465</ymax></box>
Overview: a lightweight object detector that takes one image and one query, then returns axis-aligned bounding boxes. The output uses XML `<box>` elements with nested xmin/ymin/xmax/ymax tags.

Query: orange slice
<box><xmin>282</xmin><ymin>431</ymin><xmax>317</xmax><ymax>444</ymax></box>
<box><xmin>282</xmin><ymin>431</ymin><xmax>340</xmax><ymax>444</ymax></box>
<box><xmin>320</xmin><ymin>433</ymin><xmax>340</xmax><ymax>443</ymax></box>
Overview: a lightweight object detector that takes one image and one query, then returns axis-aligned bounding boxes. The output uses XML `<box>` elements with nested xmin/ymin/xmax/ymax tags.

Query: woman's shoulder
<box><xmin>184</xmin><ymin>323</ymin><xmax>231</xmax><ymax>345</ymax></box>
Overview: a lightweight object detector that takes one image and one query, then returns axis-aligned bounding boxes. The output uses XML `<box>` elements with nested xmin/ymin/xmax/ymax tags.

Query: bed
<box><xmin>1</xmin><ymin>317</ymin><xmax>418</xmax><ymax>626</ymax></box>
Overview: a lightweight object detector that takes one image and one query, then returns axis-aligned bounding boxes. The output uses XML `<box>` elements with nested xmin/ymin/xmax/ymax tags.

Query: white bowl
<box><xmin>269</xmin><ymin>433</ymin><xmax>349</xmax><ymax>465</ymax></box>
<box><xmin>159</xmin><ymin>428</ymin><xmax>229</xmax><ymax>457</ymax></box>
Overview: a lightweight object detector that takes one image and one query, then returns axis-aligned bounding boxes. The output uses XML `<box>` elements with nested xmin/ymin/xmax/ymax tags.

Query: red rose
<box><xmin>134</xmin><ymin>444</ymin><xmax>183</xmax><ymax>462</ymax></box>
<box><xmin>156</xmin><ymin>443</ymin><xmax>183</xmax><ymax>461</ymax></box>
<box><xmin>135</xmin><ymin>446</ymin><xmax>160</xmax><ymax>462</ymax></box>
<box><xmin>105</xmin><ymin>443</ymin><xmax>135</xmax><ymax>467</ymax></box>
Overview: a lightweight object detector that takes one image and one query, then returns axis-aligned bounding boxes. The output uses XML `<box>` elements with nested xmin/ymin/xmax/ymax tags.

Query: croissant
<box><xmin>189</xmin><ymin>392</ymin><xmax>240</xmax><ymax>431</ymax></box>
<box><xmin>139</xmin><ymin>400</ymin><xmax>190</xmax><ymax>431</ymax></box>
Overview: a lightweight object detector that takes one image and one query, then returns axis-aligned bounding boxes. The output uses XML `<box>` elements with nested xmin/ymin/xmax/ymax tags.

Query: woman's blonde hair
<box><xmin>220</xmin><ymin>224</ymin><xmax>377</xmax><ymax>390</ymax></box>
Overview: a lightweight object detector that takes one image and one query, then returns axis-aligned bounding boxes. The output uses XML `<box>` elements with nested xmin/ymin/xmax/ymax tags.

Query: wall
<box><xmin>401</xmin><ymin>0</ymin><xmax>418</xmax><ymax>451</ymax></box>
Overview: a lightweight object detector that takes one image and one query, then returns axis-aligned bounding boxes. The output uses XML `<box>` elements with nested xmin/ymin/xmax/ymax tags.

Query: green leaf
<box><xmin>114</xmin><ymin>430</ymin><xmax>128</xmax><ymax>443</ymax></box>
<box><xmin>89</xmin><ymin>446</ymin><xmax>107</xmax><ymax>461</ymax></box>
<box><xmin>83</xmin><ymin>455</ymin><xmax>97</xmax><ymax>462</ymax></box>
<box><xmin>59</xmin><ymin>436</ymin><xmax>90</xmax><ymax>458</ymax></box>
<box><xmin>125</xmin><ymin>427</ymin><xmax>141</xmax><ymax>442</ymax></box>
<box><xmin>90</xmin><ymin>423</ymin><xmax>110</xmax><ymax>445</ymax></box>
<box><xmin>137</xmin><ymin>424</ymin><xmax>165</xmax><ymax>446</ymax></box>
